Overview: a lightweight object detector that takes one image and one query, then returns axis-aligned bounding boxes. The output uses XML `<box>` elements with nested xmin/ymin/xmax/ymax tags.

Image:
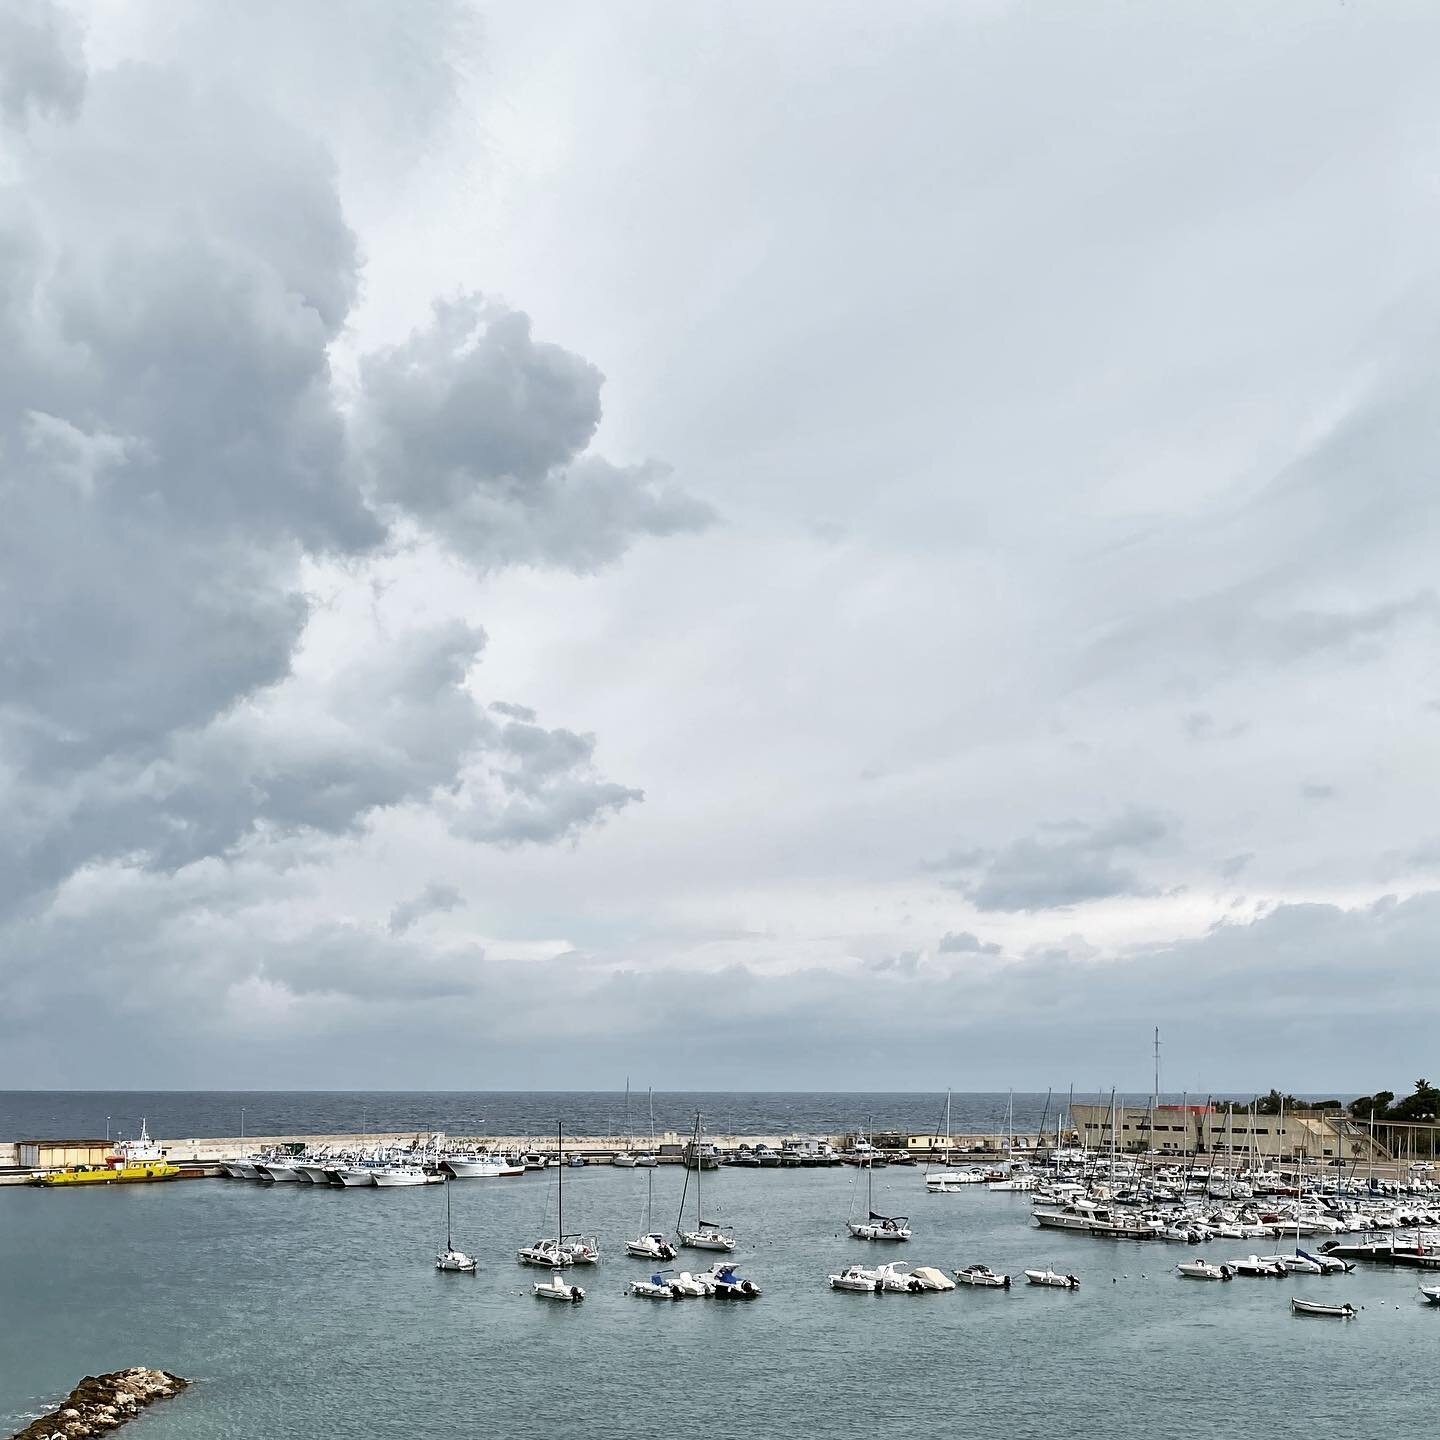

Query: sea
<box><xmin>3</xmin><ymin>1091</ymin><xmax>1429</xmax><ymax>1440</ymax></box>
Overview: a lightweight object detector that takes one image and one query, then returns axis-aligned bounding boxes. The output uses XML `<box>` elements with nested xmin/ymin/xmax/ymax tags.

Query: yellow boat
<box><xmin>35</xmin><ymin>1119</ymin><xmax>181</xmax><ymax>1186</ymax></box>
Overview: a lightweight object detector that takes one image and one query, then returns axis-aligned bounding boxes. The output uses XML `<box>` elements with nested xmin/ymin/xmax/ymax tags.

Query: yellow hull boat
<box><xmin>37</xmin><ymin>1162</ymin><xmax>181</xmax><ymax>1186</ymax></box>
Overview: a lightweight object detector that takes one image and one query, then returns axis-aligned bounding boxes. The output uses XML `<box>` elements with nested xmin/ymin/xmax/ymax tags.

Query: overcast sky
<box><xmin>3</xmin><ymin>0</ymin><xmax>1439</xmax><ymax>1094</ymax></box>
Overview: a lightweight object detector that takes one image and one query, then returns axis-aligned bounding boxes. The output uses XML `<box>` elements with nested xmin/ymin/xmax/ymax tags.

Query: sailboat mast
<box><xmin>557</xmin><ymin>1120</ymin><xmax>564</xmax><ymax>1240</ymax></box>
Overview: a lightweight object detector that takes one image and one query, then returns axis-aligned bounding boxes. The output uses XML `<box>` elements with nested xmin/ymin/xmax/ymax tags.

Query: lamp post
<box><xmin>241</xmin><ymin>1107</ymin><xmax>246</xmax><ymax>1143</ymax></box>
<box><xmin>106</xmin><ymin>1116</ymin><xmax>111</xmax><ymax>1143</ymax></box>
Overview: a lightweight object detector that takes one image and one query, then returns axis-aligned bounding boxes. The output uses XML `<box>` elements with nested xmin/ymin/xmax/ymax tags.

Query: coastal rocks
<box><xmin>9</xmin><ymin>1369</ymin><xmax>188</xmax><ymax>1440</ymax></box>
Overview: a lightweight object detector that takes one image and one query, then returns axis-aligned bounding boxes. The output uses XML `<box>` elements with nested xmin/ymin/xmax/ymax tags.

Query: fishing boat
<box><xmin>626</xmin><ymin>1168</ymin><xmax>677</xmax><ymax>1259</ymax></box>
<box><xmin>954</xmin><ymin>1264</ymin><xmax>1011</xmax><ymax>1288</ymax></box>
<box><xmin>877</xmin><ymin>1262</ymin><xmax>954</xmax><ymax>1293</ymax></box>
<box><xmin>445</xmin><ymin>1151</ymin><xmax>524</xmax><ymax>1179</ymax></box>
<box><xmin>370</xmin><ymin>1162</ymin><xmax>431</xmax><ymax>1187</ymax></box>
<box><xmin>830</xmin><ymin>1264</ymin><xmax>884</xmax><ymax>1292</ymax></box>
<box><xmin>435</xmin><ymin>1179</ymin><xmax>477</xmax><ymax>1272</ymax></box>
<box><xmin>1024</xmin><ymin>1268</ymin><xmax>1080</xmax><ymax>1288</ymax></box>
<box><xmin>534</xmin><ymin>1269</ymin><xmax>585</xmax><ymax>1303</ymax></box>
<box><xmin>1176</xmin><ymin>1259</ymin><xmax>1234</xmax><ymax>1280</ymax></box>
<box><xmin>707</xmin><ymin>1262</ymin><xmax>762</xmax><ymax>1298</ymax></box>
<box><xmin>677</xmin><ymin>1113</ymin><xmax>736</xmax><ymax>1251</ymax></box>
<box><xmin>1290</xmin><ymin>1297</ymin><xmax>1355</xmax><ymax>1317</ymax></box>
<box><xmin>35</xmin><ymin>1120</ymin><xmax>181</xmax><ymax>1187</ymax></box>
<box><xmin>848</xmin><ymin>1136</ymin><xmax>911</xmax><ymax>1241</ymax></box>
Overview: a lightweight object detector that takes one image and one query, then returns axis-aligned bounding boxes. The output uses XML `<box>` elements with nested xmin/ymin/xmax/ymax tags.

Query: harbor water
<box><xmin>3</xmin><ymin>1157</ymin><xmax>1437</xmax><ymax>1438</ymax></box>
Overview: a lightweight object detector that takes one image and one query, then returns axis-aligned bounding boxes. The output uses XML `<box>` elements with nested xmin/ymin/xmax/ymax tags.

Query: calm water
<box><xmin>2</xmin><ymin>1163</ymin><xmax>1436</xmax><ymax>1438</ymax></box>
<box><xmin>0</xmin><ymin>1090</ymin><xmax>1239</xmax><ymax>1142</ymax></box>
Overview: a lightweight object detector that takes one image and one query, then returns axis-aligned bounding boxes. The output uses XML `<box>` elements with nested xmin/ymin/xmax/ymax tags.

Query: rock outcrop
<box><xmin>9</xmin><ymin>1369</ymin><xmax>188</xmax><ymax>1439</ymax></box>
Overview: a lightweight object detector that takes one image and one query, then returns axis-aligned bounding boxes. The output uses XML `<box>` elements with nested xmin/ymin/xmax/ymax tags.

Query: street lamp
<box><xmin>106</xmin><ymin>1116</ymin><xmax>111</xmax><ymax>1143</ymax></box>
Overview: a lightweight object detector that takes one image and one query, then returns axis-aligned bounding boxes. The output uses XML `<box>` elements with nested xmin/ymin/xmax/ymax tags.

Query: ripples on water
<box><xmin>1</xmin><ymin>1164</ymin><xmax>1435</xmax><ymax>1439</ymax></box>
<box><xmin>1</xmin><ymin>1090</ymin><xmax>1189</xmax><ymax>1141</ymax></box>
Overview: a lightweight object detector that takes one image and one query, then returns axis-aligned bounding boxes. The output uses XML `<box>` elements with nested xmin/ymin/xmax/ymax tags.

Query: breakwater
<box><xmin>8</xmin><ymin>1369</ymin><xmax>187</xmax><ymax>1439</ymax></box>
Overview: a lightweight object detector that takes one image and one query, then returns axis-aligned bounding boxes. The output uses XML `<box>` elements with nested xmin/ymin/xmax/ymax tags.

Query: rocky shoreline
<box><xmin>9</xmin><ymin>1369</ymin><xmax>188</xmax><ymax>1439</ymax></box>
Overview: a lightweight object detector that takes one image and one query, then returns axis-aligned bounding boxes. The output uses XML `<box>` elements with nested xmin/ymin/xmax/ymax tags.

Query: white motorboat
<box><xmin>562</xmin><ymin>1235</ymin><xmax>600</xmax><ymax>1265</ymax></box>
<box><xmin>1290</xmin><ymin>1297</ymin><xmax>1355</xmax><ymax>1317</ymax></box>
<box><xmin>925</xmin><ymin>1170</ymin><xmax>983</xmax><ymax>1193</ymax></box>
<box><xmin>445</xmin><ymin>1152</ymin><xmax>524</xmax><ymax>1179</ymax></box>
<box><xmin>677</xmin><ymin>1112</ymin><xmax>736</xmax><ymax>1251</ymax></box>
<box><xmin>518</xmin><ymin>1238</ymin><xmax>572</xmax><ymax>1268</ymax></box>
<box><xmin>335</xmin><ymin>1165</ymin><xmax>377</xmax><ymax>1187</ymax></box>
<box><xmin>830</xmin><ymin>1264</ymin><xmax>884</xmax><ymax>1292</ymax></box>
<box><xmin>627</xmin><ymin>1231</ymin><xmax>678</xmax><ymax>1260</ymax></box>
<box><xmin>1419</xmin><ymin>1283</ymin><xmax>1440</xmax><ymax>1305</ymax></box>
<box><xmin>707</xmin><ymin>1262</ymin><xmax>762</xmax><ymax>1298</ymax></box>
<box><xmin>371</xmin><ymin>1164</ymin><xmax>431</xmax><ymax>1187</ymax></box>
<box><xmin>534</xmin><ymin>1269</ymin><xmax>585</xmax><ymax>1303</ymax></box>
<box><xmin>256</xmin><ymin>1158</ymin><xmax>302</xmax><ymax>1183</ymax></box>
<box><xmin>629</xmin><ymin>1271</ymin><xmax>682</xmax><ymax>1299</ymax></box>
<box><xmin>1024</xmin><ymin>1268</ymin><xmax>1080</xmax><ymax>1289</ymax></box>
<box><xmin>1176</xmin><ymin>1259</ymin><xmax>1234</xmax><ymax>1280</ymax></box>
<box><xmin>435</xmin><ymin>1179</ymin><xmax>477</xmax><ymax>1272</ymax></box>
<box><xmin>221</xmin><ymin>1160</ymin><xmax>257</xmax><ymax>1180</ymax></box>
<box><xmin>1233</xmin><ymin>1256</ymin><xmax>1286</xmax><ymax>1277</ymax></box>
<box><xmin>297</xmin><ymin>1162</ymin><xmax>333</xmax><ymax>1185</ymax></box>
<box><xmin>670</xmin><ymin>1271</ymin><xmax>715</xmax><ymax>1297</ymax></box>
<box><xmin>954</xmin><ymin>1264</ymin><xmax>1011</xmax><ymax>1288</ymax></box>
<box><xmin>877</xmin><ymin>1263</ymin><xmax>953</xmax><ymax>1293</ymax></box>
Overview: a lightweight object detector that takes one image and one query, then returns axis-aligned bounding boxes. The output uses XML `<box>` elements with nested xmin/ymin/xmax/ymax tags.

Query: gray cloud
<box><xmin>936</xmin><ymin>810</ymin><xmax>1170</xmax><ymax>913</ymax></box>
<box><xmin>358</xmin><ymin>294</ymin><xmax>714</xmax><ymax>572</ymax></box>
<box><xmin>388</xmin><ymin>883</ymin><xmax>466</xmax><ymax>935</ymax></box>
<box><xmin>0</xmin><ymin>0</ymin><xmax>84</xmax><ymax>129</ymax></box>
<box><xmin>1219</xmin><ymin>853</ymin><xmax>1253</xmax><ymax>880</ymax></box>
<box><xmin>0</xmin><ymin>11</ymin><xmax>669</xmax><ymax>950</ymax></box>
<box><xmin>938</xmin><ymin>931</ymin><xmax>1002</xmax><ymax>956</ymax></box>
<box><xmin>1301</xmin><ymin>782</ymin><xmax>1337</xmax><ymax>802</ymax></box>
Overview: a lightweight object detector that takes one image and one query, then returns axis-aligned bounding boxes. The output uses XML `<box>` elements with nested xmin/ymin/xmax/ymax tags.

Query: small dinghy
<box><xmin>954</xmin><ymin>1264</ymin><xmax>1011</xmax><ymax>1288</ymax></box>
<box><xmin>830</xmin><ymin>1264</ymin><xmax>883</xmax><ymax>1292</ymax></box>
<box><xmin>1419</xmin><ymin>1283</ymin><xmax>1440</xmax><ymax>1305</ymax></box>
<box><xmin>707</xmin><ymin>1262</ymin><xmax>761</xmax><ymax>1298</ymax></box>
<box><xmin>1177</xmin><ymin>1259</ymin><xmax>1234</xmax><ymax>1280</ymax></box>
<box><xmin>534</xmin><ymin>1269</ymin><xmax>585</xmax><ymax>1303</ymax></box>
<box><xmin>1290</xmin><ymin>1297</ymin><xmax>1355</xmax><ymax>1318</ymax></box>
<box><xmin>628</xmin><ymin>1271</ymin><xmax>682</xmax><ymax>1299</ymax></box>
<box><xmin>1024</xmin><ymin>1268</ymin><xmax>1080</xmax><ymax>1289</ymax></box>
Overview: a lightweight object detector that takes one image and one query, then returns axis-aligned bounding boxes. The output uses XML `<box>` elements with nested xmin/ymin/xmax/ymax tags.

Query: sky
<box><xmin>2</xmin><ymin>0</ymin><xmax>1439</xmax><ymax>1094</ymax></box>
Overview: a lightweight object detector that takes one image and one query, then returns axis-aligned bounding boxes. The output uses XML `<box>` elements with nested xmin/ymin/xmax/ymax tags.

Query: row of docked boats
<box><xmin>830</xmin><ymin>1263</ymin><xmax>1073</xmax><ymax>1291</ymax></box>
<box><xmin>221</xmin><ymin>1136</ymin><xmax>546</xmax><ymax>1186</ymax></box>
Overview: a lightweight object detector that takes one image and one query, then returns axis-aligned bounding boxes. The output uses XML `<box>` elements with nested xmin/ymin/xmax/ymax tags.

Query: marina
<box><xmin>10</xmin><ymin>1150</ymin><xmax>1440</xmax><ymax>1440</ymax></box>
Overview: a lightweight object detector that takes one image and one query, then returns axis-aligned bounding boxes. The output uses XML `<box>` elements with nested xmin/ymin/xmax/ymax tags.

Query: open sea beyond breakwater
<box><xmin>4</xmin><ymin>1123</ymin><xmax>1439</xmax><ymax>1438</ymax></box>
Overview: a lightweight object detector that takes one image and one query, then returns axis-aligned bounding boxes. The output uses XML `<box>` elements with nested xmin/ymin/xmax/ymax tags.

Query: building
<box><xmin>17</xmin><ymin>1139</ymin><xmax>112</xmax><ymax>1169</ymax></box>
<box><xmin>1068</xmin><ymin>1104</ymin><xmax>1389</xmax><ymax>1164</ymax></box>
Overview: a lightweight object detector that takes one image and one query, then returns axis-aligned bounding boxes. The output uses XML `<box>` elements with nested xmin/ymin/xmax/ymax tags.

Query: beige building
<box><xmin>1069</xmin><ymin>1105</ymin><xmax>1388</xmax><ymax>1164</ymax></box>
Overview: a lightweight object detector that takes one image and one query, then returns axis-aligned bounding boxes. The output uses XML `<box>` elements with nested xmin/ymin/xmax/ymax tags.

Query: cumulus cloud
<box><xmin>358</xmin><ymin>295</ymin><xmax>714</xmax><ymax>571</ymax></box>
<box><xmin>0</xmin><ymin>3</ymin><xmax>691</xmax><ymax>1037</ymax></box>
<box><xmin>933</xmin><ymin>810</ymin><xmax>1170</xmax><ymax>913</ymax></box>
